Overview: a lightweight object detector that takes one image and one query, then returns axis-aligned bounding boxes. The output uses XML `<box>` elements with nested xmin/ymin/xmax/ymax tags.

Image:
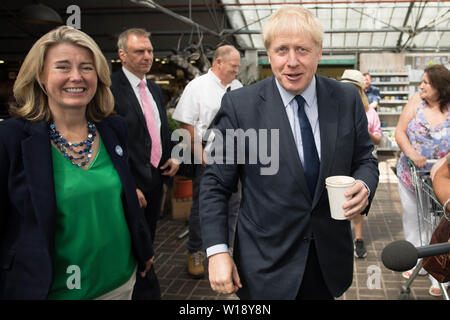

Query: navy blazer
<box><xmin>0</xmin><ymin>115</ymin><xmax>154</xmax><ymax>299</ymax></box>
<box><xmin>111</xmin><ymin>70</ymin><xmax>174</xmax><ymax>193</ymax></box>
<box><xmin>200</xmin><ymin>75</ymin><xmax>379</xmax><ymax>299</ymax></box>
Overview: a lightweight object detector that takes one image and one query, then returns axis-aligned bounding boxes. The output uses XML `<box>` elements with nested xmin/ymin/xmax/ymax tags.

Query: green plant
<box><xmin>167</xmin><ymin>113</ymin><xmax>180</xmax><ymax>132</ymax></box>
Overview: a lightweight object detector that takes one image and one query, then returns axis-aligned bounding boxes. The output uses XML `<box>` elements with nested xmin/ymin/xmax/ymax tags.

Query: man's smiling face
<box><xmin>268</xmin><ymin>32</ymin><xmax>322</xmax><ymax>95</ymax></box>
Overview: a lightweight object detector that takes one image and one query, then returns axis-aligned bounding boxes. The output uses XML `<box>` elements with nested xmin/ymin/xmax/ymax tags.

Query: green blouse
<box><xmin>48</xmin><ymin>136</ymin><xmax>136</xmax><ymax>299</ymax></box>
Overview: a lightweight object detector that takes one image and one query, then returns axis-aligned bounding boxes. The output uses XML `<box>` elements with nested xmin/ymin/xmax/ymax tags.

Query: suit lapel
<box><xmin>96</xmin><ymin>120</ymin><xmax>128</xmax><ymax>185</ymax></box>
<box><xmin>260</xmin><ymin>76</ymin><xmax>339</xmax><ymax>206</ymax></box>
<box><xmin>312</xmin><ymin>76</ymin><xmax>339</xmax><ymax>208</ymax></box>
<box><xmin>147</xmin><ymin>82</ymin><xmax>164</xmax><ymax>128</ymax></box>
<box><xmin>148</xmin><ymin>80</ymin><xmax>171</xmax><ymax>161</ymax></box>
<box><xmin>22</xmin><ymin>121</ymin><xmax>57</xmax><ymax>253</ymax></box>
<box><xmin>97</xmin><ymin>119</ymin><xmax>135</xmax><ymax>205</ymax></box>
<box><xmin>260</xmin><ymin>77</ymin><xmax>312</xmax><ymax>201</ymax></box>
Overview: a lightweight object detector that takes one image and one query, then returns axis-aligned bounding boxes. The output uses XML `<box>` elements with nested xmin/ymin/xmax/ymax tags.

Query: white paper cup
<box><xmin>325</xmin><ymin>176</ymin><xmax>355</xmax><ymax>220</ymax></box>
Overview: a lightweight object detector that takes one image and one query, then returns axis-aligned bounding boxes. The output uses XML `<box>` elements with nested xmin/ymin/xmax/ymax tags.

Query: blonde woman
<box><xmin>341</xmin><ymin>69</ymin><xmax>382</xmax><ymax>259</ymax></box>
<box><xmin>0</xmin><ymin>26</ymin><xmax>154</xmax><ymax>299</ymax></box>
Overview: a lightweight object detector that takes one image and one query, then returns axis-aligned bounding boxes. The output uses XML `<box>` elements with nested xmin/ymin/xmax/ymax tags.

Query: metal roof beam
<box><xmin>129</xmin><ymin>0</ymin><xmax>221</xmax><ymax>37</ymax></box>
<box><xmin>219</xmin><ymin>27</ymin><xmax>450</xmax><ymax>34</ymax></box>
<box><xmin>396</xmin><ymin>1</ymin><xmax>415</xmax><ymax>50</ymax></box>
<box><xmin>250</xmin><ymin>46</ymin><xmax>450</xmax><ymax>54</ymax></box>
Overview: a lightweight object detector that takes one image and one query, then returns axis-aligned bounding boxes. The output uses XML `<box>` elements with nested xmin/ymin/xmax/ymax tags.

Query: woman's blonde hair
<box><xmin>263</xmin><ymin>6</ymin><xmax>323</xmax><ymax>50</ymax></box>
<box><xmin>357</xmin><ymin>86</ymin><xmax>370</xmax><ymax>112</ymax></box>
<box><xmin>12</xmin><ymin>26</ymin><xmax>114</xmax><ymax>122</ymax></box>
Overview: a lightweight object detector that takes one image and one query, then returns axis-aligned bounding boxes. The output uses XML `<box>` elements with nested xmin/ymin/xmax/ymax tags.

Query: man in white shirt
<box><xmin>172</xmin><ymin>45</ymin><xmax>242</xmax><ymax>278</ymax></box>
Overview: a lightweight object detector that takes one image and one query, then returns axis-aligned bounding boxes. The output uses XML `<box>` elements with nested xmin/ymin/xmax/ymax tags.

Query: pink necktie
<box><xmin>139</xmin><ymin>80</ymin><xmax>161</xmax><ymax>168</ymax></box>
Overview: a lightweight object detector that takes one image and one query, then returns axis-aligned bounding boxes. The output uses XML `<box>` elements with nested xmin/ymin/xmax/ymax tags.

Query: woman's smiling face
<box><xmin>40</xmin><ymin>42</ymin><xmax>98</xmax><ymax>114</ymax></box>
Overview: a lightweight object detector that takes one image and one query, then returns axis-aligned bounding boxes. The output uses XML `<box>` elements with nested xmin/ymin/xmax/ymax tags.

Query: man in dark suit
<box><xmin>200</xmin><ymin>6</ymin><xmax>379</xmax><ymax>300</ymax></box>
<box><xmin>111</xmin><ymin>28</ymin><xmax>179</xmax><ymax>300</ymax></box>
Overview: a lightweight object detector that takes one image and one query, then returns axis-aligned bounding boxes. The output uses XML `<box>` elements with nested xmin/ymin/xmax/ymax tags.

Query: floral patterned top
<box><xmin>397</xmin><ymin>100</ymin><xmax>450</xmax><ymax>190</ymax></box>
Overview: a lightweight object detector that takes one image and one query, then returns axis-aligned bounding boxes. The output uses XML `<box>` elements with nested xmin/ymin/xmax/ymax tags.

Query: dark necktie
<box><xmin>295</xmin><ymin>95</ymin><xmax>320</xmax><ymax>197</ymax></box>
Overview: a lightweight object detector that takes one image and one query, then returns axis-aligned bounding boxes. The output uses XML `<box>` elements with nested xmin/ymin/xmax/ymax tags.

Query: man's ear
<box><xmin>317</xmin><ymin>45</ymin><xmax>323</xmax><ymax>63</ymax></box>
<box><xmin>118</xmin><ymin>49</ymin><xmax>126</xmax><ymax>62</ymax></box>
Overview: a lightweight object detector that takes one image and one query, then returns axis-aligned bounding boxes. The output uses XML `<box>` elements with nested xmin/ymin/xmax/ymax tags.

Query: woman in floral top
<box><xmin>395</xmin><ymin>64</ymin><xmax>450</xmax><ymax>297</ymax></box>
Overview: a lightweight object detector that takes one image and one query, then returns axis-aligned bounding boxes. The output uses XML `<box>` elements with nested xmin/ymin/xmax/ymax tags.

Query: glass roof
<box><xmin>220</xmin><ymin>0</ymin><xmax>450</xmax><ymax>54</ymax></box>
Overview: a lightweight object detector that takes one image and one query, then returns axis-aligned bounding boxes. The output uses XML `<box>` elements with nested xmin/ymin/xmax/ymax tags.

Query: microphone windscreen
<box><xmin>381</xmin><ymin>240</ymin><xmax>418</xmax><ymax>272</ymax></box>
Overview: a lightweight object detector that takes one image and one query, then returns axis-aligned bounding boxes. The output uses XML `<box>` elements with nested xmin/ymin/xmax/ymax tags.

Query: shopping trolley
<box><xmin>398</xmin><ymin>159</ymin><xmax>449</xmax><ymax>300</ymax></box>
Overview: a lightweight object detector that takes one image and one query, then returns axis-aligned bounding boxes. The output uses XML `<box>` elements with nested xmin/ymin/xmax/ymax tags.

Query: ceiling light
<box><xmin>20</xmin><ymin>3</ymin><xmax>63</xmax><ymax>26</ymax></box>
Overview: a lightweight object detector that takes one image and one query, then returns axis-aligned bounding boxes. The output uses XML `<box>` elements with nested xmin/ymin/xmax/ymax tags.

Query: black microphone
<box><xmin>381</xmin><ymin>240</ymin><xmax>450</xmax><ymax>272</ymax></box>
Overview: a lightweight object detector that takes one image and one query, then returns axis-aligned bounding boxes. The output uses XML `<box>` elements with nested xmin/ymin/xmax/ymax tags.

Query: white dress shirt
<box><xmin>275</xmin><ymin>76</ymin><xmax>321</xmax><ymax>164</ymax></box>
<box><xmin>172</xmin><ymin>68</ymin><xmax>242</xmax><ymax>152</ymax></box>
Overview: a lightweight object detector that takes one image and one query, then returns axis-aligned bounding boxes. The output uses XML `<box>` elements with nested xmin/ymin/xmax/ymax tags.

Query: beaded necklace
<box><xmin>49</xmin><ymin>121</ymin><xmax>97</xmax><ymax>167</ymax></box>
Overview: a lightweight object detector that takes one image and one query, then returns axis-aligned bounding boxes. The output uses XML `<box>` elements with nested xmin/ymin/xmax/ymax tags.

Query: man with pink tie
<box><xmin>111</xmin><ymin>28</ymin><xmax>179</xmax><ymax>300</ymax></box>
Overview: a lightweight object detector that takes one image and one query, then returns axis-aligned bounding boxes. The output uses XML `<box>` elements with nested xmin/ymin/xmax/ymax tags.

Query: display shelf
<box><xmin>372</xmin><ymin>81</ymin><xmax>408</xmax><ymax>86</ymax></box>
<box><xmin>379</xmin><ymin>128</ymin><xmax>399</xmax><ymax>152</ymax></box>
<box><xmin>374</xmin><ymin>72</ymin><xmax>409</xmax><ymax>152</ymax></box>
<box><xmin>369</xmin><ymin>72</ymin><xmax>408</xmax><ymax>77</ymax></box>
<box><xmin>380</xmin><ymin>100</ymin><xmax>407</xmax><ymax>104</ymax></box>
<box><xmin>380</xmin><ymin>91</ymin><xmax>409</xmax><ymax>95</ymax></box>
<box><xmin>378</xmin><ymin>111</ymin><xmax>402</xmax><ymax>115</ymax></box>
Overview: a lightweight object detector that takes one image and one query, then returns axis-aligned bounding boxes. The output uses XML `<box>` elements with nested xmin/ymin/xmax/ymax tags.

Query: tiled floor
<box><xmin>152</xmin><ymin>154</ymin><xmax>448</xmax><ymax>300</ymax></box>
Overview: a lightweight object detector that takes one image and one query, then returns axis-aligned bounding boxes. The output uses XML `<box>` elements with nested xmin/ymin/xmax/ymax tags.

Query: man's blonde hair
<box><xmin>117</xmin><ymin>28</ymin><xmax>151</xmax><ymax>51</ymax></box>
<box><xmin>12</xmin><ymin>26</ymin><xmax>114</xmax><ymax>122</ymax></box>
<box><xmin>263</xmin><ymin>6</ymin><xmax>323</xmax><ymax>50</ymax></box>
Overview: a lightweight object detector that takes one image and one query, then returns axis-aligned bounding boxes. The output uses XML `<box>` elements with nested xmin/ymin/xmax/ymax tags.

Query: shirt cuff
<box><xmin>206</xmin><ymin>244</ymin><xmax>229</xmax><ymax>258</ymax></box>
